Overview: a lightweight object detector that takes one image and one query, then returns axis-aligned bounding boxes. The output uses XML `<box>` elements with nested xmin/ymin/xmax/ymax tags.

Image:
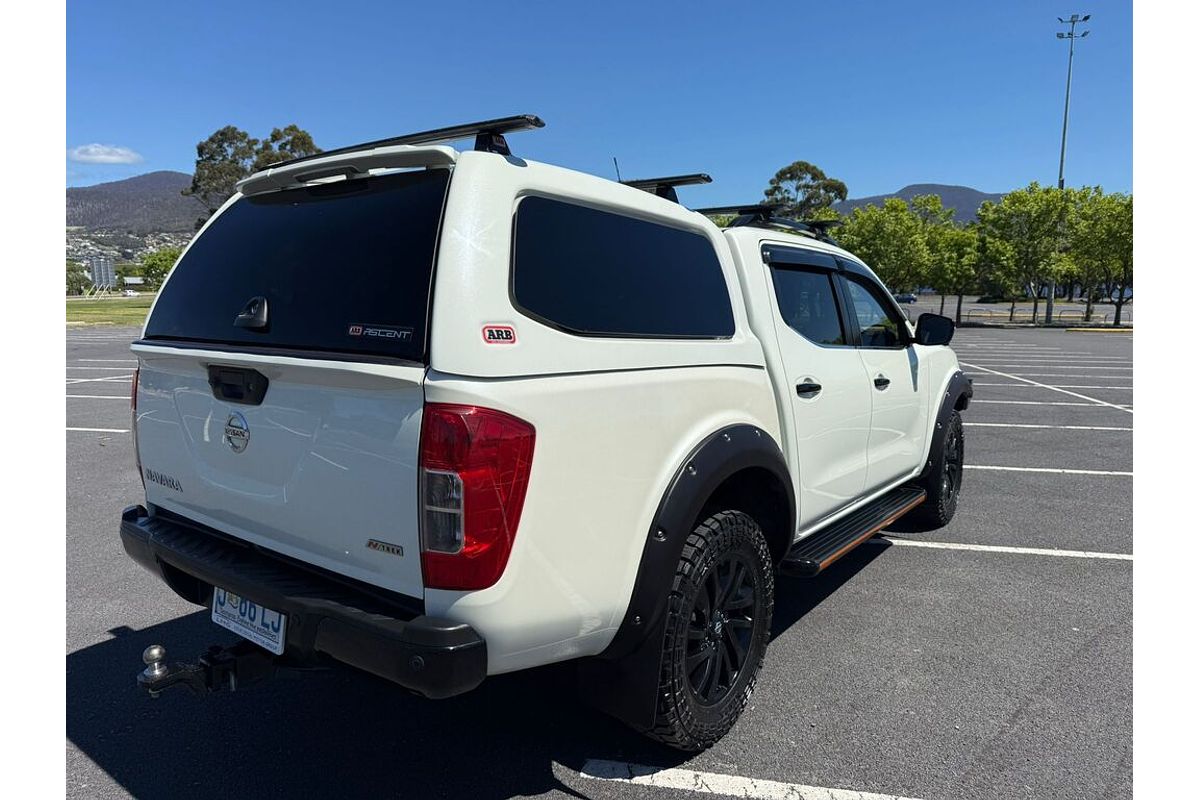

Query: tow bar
<box><xmin>137</xmin><ymin>641</ymin><xmax>277</xmax><ymax>697</ymax></box>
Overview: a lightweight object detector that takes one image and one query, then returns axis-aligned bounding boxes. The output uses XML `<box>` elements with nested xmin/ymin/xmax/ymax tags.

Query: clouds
<box><xmin>67</xmin><ymin>143</ymin><xmax>143</xmax><ymax>164</ymax></box>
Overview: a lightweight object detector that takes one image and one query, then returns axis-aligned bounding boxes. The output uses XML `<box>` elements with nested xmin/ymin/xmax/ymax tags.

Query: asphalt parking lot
<box><xmin>65</xmin><ymin>325</ymin><xmax>1132</xmax><ymax>800</ymax></box>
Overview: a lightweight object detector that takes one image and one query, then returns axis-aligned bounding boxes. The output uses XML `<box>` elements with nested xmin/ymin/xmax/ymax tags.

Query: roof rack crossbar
<box><xmin>621</xmin><ymin>173</ymin><xmax>712</xmax><ymax>203</ymax></box>
<box><xmin>694</xmin><ymin>203</ymin><xmax>785</xmax><ymax>220</ymax></box>
<box><xmin>695</xmin><ymin>204</ymin><xmax>843</xmax><ymax>244</ymax></box>
<box><xmin>263</xmin><ymin>114</ymin><xmax>545</xmax><ymax>171</ymax></box>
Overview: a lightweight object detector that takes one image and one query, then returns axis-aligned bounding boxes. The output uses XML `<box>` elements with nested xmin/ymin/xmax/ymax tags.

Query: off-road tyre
<box><xmin>912</xmin><ymin>409</ymin><xmax>964</xmax><ymax>527</ymax></box>
<box><xmin>645</xmin><ymin>510</ymin><xmax>774</xmax><ymax>751</ymax></box>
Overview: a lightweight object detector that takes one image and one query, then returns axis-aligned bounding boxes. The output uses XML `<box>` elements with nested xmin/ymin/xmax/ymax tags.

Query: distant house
<box><xmin>122</xmin><ymin>275</ymin><xmax>145</xmax><ymax>286</ymax></box>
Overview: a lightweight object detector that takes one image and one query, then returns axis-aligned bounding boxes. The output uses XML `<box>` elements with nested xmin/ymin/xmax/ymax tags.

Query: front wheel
<box><xmin>912</xmin><ymin>409</ymin><xmax>965</xmax><ymax>527</ymax></box>
<box><xmin>646</xmin><ymin>510</ymin><xmax>774</xmax><ymax>751</ymax></box>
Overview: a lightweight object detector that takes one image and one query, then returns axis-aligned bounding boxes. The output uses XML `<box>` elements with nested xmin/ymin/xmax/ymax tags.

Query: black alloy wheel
<box><xmin>647</xmin><ymin>510</ymin><xmax>774</xmax><ymax>751</ymax></box>
<box><xmin>685</xmin><ymin>552</ymin><xmax>757</xmax><ymax>706</ymax></box>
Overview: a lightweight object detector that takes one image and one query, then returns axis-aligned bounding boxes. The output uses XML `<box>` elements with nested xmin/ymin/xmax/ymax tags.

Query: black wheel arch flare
<box><xmin>920</xmin><ymin>370</ymin><xmax>973</xmax><ymax>480</ymax></box>
<box><xmin>578</xmin><ymin>423</ymin><xmax>794</xmax><ymax>731</ymax></box>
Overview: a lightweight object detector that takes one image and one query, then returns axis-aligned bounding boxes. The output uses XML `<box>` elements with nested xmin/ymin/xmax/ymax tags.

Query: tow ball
<box><xmin>137</xmin><ymin>640</ymin><xmax>277</xmax><ymax>697</ymax></box>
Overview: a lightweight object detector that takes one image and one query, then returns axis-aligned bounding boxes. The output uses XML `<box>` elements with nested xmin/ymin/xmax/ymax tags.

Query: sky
<box><xmin>65</xmin><ymin>0</ymin><xmax>1132</xmax><ymax>204</ymax></box>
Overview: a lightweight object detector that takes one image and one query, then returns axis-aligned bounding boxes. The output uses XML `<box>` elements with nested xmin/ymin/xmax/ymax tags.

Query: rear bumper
<box><xmin>119</xmin><ymin>505</ymin><xmax>486</xmax><ymax>699</ymax></box>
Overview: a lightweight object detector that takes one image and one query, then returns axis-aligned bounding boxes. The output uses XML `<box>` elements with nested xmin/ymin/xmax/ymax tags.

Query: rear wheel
<box><xmin>912</xmin><ymin>409</ymin><xmax>964</xmax><ymax>527</ymax></box>
<box><xmin>646</xmin><ymin>510</ymin><xmax>773</xmax><ymax>751</ymax></box>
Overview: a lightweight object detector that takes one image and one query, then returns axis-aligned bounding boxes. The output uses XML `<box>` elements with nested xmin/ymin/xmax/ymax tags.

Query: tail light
<box><xmin>419</xmin><ymin>403</ymin><xmax>535</xmax><ymax>591</ymax></box>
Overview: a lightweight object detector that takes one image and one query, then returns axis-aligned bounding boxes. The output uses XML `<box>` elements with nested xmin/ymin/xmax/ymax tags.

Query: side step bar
<box><xmin>780</xmin><ymin>486</ymin><xmax>926</xmax><ymax>577</ymax></box>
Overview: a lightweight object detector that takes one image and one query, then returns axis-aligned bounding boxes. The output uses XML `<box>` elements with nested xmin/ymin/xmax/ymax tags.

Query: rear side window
<box><xmin>769</xmin><ymin>268</ymin><xmax>846</xmax><ymax>346</ymax></box>
<box><xmin>512</xmin><ymin>197</ymin><xmax>734</xmax><ymax>338</ymax></box>
<box><xmin>144</xmin><ymin>169</ymin><xmax>450</xmax><ymax>361</ymax></box>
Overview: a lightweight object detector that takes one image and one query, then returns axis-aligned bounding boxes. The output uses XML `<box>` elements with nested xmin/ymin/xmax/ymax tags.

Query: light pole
<box><xmin>1057</xmin><ymin>14</ymin><xmax>1091</xmax><ymax>190</ymax></box>
<box><xmin>1047</xmin><ymin>13</ymin><xmax>1091</xmax><ymax>324</ymax></box>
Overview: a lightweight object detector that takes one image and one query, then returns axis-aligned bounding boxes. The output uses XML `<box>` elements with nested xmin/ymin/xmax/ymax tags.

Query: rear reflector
<box><xmin>419</xmin><ymin>403</ymin><xmax>535</xmax><ymax>591</ymax></box>
<box><xmin>131</xmin><ymin>366</ymin><xmax>143</xmax><ymax>485</ymax></box>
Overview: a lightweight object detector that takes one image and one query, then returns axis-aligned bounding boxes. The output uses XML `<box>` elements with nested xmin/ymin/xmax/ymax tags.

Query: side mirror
<box><xmin>914</xmin><ymin>313</ymin><xmax>955</xmax><ymax>346</ymax></box>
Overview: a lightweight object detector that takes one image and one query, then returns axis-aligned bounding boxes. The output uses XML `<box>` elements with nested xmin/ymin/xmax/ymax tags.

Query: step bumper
<box><xmin>119</xmin><ymin>504</ymin><xmax>487</xmax><ymax>699</ymax></box>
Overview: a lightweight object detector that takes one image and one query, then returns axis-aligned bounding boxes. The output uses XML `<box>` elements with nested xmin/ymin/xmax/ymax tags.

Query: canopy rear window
<box><xmin>144</xmin><ymin>169</ymin><xmax>450</xmax><ymax>361</ymax></box>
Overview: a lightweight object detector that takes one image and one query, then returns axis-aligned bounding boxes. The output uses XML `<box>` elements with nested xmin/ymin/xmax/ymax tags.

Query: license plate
<box><xmin>211</xmin><ymin>587</ymin><xmax>287</xmax><ymax>655</ymax></box>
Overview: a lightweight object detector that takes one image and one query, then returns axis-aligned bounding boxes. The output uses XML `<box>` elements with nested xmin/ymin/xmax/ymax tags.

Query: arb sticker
<box><xmin>482</xmin><ymin>324</ymin><xmax>517</xmax><ymax>345</ymax></box>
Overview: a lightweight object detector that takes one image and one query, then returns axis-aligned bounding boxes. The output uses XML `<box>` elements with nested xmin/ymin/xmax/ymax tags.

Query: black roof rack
<box><xmin>695</xmin><ymin>204</ymin><xmax>843</xmax><ymax>244</ymax></box>
<box><xmin>264</xmin><ymin>114</ymin><xmax>545</xmax><ymax>171</ymax></box>
<box><xmin>694</xmin><ymin>203</ymin><xmax>785</xmax><ymax>220</ymax></box>
<box><xmin>621</xmin><ymin>173</ymin><xmax>712</xmax><ymax>204</ymax></box>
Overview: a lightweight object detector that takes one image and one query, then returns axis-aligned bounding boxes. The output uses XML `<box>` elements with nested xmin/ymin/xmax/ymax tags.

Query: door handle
<box><xmin>873</xmin><ymin>375</ymin><xmax>891</xmax><ymax>390</ymax></box>
<box><xmin>796</xmin><ymin>381</ymin><xmax>822</xmax><ymax>397</ymax></box>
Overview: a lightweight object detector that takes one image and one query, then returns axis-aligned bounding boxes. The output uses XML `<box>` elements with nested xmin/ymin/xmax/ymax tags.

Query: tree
<box><xmin>929</xmin><ymin>225</ymin><xmax>980</xmax><ymax>324</ymax></box>
<box><xmin>836</xmin><ymin>198</ymin><xmax>930</xmax><ymax>292</ymax></box>
<box><xmin>1056</xmin><ymin>188</ymin><xmax>1133</xmax><ymax>325</ymax></box>
<box><xmin>252</xmin><ymin>124</ymin><xmax>320</xmax><ymax>172</ymax></box>
<box><xmin>140</xmin><ymin>247</ymin><xmax>183</xmax><ymax>290</ymax></box>
<box><xmin>763</xmin><ymin>161</ymin><xmax>848</xmax><ymax>219</ymax></box>
<box><xmin>183</xmin><ymin>124</ymin><xmax>321</xmax><ymax>229</ymax></box>
<box><xmin>976</xmin><ymin>183</ymin><xmax>1068</xmax><ymax>324</ymax></box>
<box><xmin>1106</xmin><ymin>193</ymin><xmax>1133</xmax><ymax>326</ymax></box>
<box><xmin>974</xmin><ymin>231</ymin><xmax>1018</xmax><ymax>319</ymax></box>
<box><xmin>910</xmin><ymin>195</ymin><xmax>957</xmax><ymax>314</ymax></box>
<box><xmin>66</xmin><ymin>259</ymin><xmax>90</xmax><ymax>296</ymax></box>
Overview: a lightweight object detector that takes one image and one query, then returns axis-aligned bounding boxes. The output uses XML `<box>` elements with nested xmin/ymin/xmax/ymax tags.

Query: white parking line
<box><xmin>66</xmin><ymin>394</ymin><xmax>130</xmax><ymax>400</ymax></box>
<box><xmin>75</xmin><ymin>359</ymin><xmax>138</xmax><ymax>363</ymax></box>
<box><xmin>577</xmin><ymin>760</ymin><xmax>923</xmax><ymax>800</ymax></box>
<box><xmin>65</xmin><ymin>366</ymin><xmax>137</xmax><ymax>371</ymax></box>
<box><xmin>971</xmin><ymin>383</ymin><xmax>1132</xmax><ymax>390</ymax></box>
<box><xmin>972</xmin><ymin>399</ymin><xmax>1128</xmax><ymax>407</ymax></box>
<box><xmin>965</xmin><ymin>364</ymin><xmax>1131</xmax><ymax>370</ymax></box>
<box><xmin>67</xmin><ymin>427</ymin><xmax>129</xmax><ymax>433</ymax></box>
<box><xmin>961</xmin><ymin>362</ymin><xmax>1134</xmax><ymax>414</ymax></box>
<box><xmin>65</xmin><ymin>376</ymin><xmax>132</xmax><ymax>385</ymax></box>
<box><xmin>966</xmin><ymin>372</ymin><xmax>1132</xmax><ymax>379</ymax></box>
<box><xmin>875</xmin><ymin>538</ymin><xmax>1132</xmax><ymax>561</ymax></box>
<box><xmin>965</xmin><ymin>422</ymin><xmax>1132</xmax><ymax>431</ymax></box>
<box><xmin>1048</xmin><ymin>385</ymin><xmax>1132</xmax><ymax>390</ymax></box>
<box><xmin>966</xmin><ymin>465</ymin><xmax>1132</xmax><ymax>476</ymax></box>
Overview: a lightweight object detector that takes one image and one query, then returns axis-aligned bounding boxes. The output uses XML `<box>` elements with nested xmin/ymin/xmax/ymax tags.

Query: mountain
<box><xmin>66</xmin><ymin>171</ymin><xmax>198</xmax><ymax>232</ymax></box>
<box><xmin>834</xmin><ymin>183</ymin><xmax>1006</xmax><ymax>223</ymax></box>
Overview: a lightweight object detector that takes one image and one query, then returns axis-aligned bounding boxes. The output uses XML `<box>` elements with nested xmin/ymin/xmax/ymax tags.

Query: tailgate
<box><xmin>133</xmin><ymin>345</ymin><xmax>426</xmax><ymax>598</ymax></box>
<box><xmin>129</xmin><ymin>165</ymin><xmax>451</xmax><ymax>600</ymax></box>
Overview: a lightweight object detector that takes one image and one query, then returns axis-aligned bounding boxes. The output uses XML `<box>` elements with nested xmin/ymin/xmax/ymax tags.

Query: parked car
<box><xmin>119</xmin><ymin>115</ymin><xmax>971</xmax><ymax>751</ymax></box>
<box><xmin>893</xmin><ymin>291</ymin><xmax>918</xmax><ymax>303</ymax></box>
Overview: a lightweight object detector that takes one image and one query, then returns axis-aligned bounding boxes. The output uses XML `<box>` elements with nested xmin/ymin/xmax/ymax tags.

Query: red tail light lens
<box><xmin>419</xmin><ymin>403</ymin><xmax>535</xmax><ymax>591</ymax></box>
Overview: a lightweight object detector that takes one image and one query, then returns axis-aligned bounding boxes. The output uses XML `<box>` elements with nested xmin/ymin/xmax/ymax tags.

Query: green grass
<box><xmin>66</xmin><ymin>296</ymin><xmax>155</xmax><ymax>326</ymax></box>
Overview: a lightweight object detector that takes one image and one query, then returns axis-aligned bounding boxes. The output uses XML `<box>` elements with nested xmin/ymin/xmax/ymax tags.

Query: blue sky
<box><xmin>66</xmin><ymin>0</ymin><xmax>1132</xmax><ymax>203</ymax></box>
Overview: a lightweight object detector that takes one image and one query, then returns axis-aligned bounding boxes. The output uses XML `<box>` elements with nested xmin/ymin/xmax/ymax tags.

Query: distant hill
<box><xmin>835</xmin><ymin>183</ymin><xmax>1006</xmax><ymax>223</ymax></box>
<box><xmin>66</xmin><ymin>171</ymin><xmax>197</xmax><ymax>232</ymax></box>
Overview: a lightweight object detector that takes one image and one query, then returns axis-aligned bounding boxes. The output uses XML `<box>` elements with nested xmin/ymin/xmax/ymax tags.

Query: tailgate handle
<box><xmin>207</xmin><ymin>366</ymin><xmax>269</xmax><ymax>406</ymax></box>
<box><xmin>233</xmin><ymin>296</ymin><xmax>269</xmax><ymax>330</ymax></box>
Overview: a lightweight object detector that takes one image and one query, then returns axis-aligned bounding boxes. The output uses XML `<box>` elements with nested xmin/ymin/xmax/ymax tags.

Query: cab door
<box><xmin>763</xmin><ymin>246</ymin><xmax>872</xmax><ymax>525</ymax></box>
<box><xmin>838</xmin><ymin>268</ymin><xmax>930</xmax><ymax>492</ymax></box>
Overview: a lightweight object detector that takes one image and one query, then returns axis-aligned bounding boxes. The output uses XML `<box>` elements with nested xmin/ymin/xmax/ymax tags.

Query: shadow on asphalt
<box><xmin>771</xmin><ymin>540</ymin><xmax>890</xmax><ymax>638</ymax></box>
<box><xmin>68</xmin><ymin>546</ymin><xmax>887</xmax><ymax>799</ymax></box>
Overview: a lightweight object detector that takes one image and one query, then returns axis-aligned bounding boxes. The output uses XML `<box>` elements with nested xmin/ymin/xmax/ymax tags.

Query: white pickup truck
<box><xmin>120</xmin><ymin>115</ymin><xmax>971</xmax><ymax>751</ymax></box>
